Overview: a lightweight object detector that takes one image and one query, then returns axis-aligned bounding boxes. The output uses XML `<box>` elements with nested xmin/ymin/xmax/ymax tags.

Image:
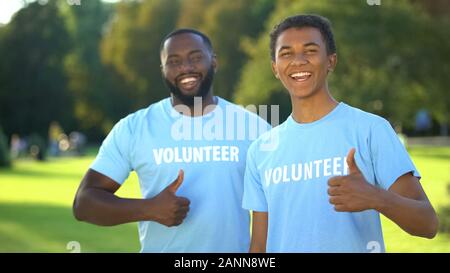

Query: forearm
<box><xmin>73</xmin><ymin>188</ymin><xmax>150</xmax><ymax>226</ymax></box>
<box><xmin>249</xmin><ymin>211</ymin><xmax>268</xmax><ymax>253</ymax></box>
<box><xmin>249</xmin><ymin>240</ymin><xmax>266</xmax><ymax>253</ymax></box>
<box><xmin>373</xmin><ymin>188</ymin><xmax>438</xmax><ymax>238</ymax></box>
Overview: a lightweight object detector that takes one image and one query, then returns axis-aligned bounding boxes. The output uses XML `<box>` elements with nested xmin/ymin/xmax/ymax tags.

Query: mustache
<box><xmin>175</xmin><ymin>73</ymin><xmax>202</xmax><ymax>83</ymax></box>
<box><xmin>162</xmin><ymin>65</ymin><xmax>215</xmax><ymax>107</ymax></box>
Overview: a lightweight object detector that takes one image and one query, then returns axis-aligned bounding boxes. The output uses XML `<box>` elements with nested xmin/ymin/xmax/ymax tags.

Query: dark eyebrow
<box><xmin>166</xmin><ymin>54</ymin><xmax>180</xmax><ymax>59</ymax></box>
<box><xmin>166</xmin><ymin>49</ymin><xmax>204</xmax><ymax>60</ymax></box>
<box><xmin>304</xmin><ymin>42</ymin><xmax>320</xmax><ymax>48</ymax></box>
<box><xmin>277</xmin><ymin>46</ymin><xmax>292</xmax><ymax>53</ymax></box>
<box><xmin>277</xmin><ymin>42</ymin><xmax>320</xmax><ymax>53</ymax></box>
<box><xmin>188</xmin><ymin>50</ymin><xmax>203</xmax><ymax>56</ymax></box>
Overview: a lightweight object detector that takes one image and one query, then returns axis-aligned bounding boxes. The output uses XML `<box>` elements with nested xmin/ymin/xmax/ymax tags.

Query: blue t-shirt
<box><xmin>242</xmin><ymin>102</ymin><xmax>420</xmax><ymax>253</ymax></box>
<box><xmin>91</xmin><ymin>97</ymin><xmax>270</xmax><ymax>252</ymax></box>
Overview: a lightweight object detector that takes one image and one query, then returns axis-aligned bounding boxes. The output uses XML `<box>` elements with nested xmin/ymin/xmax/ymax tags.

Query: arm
<box><xmin>73</xmin><ymin>169</ymin><xmax>190</xmax><ymax>227</ymax></box>
<box><xmin>374</xmin><ymin>173</ymin><xmax>438</xmax><ymax>238</ymax></box>
<box><xmin>328</xmin><ymin>148</ymin><xmax>438</xmax><ymax>239</ymax></box>
<box><xmin>249</xmin><ymin>211</ymin><xmax>268</xmax><ymax>253</ymax></box>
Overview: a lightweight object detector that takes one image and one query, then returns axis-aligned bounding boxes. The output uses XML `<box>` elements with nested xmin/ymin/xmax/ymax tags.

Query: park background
<box><xmin>0</xmin><ymin>0</ymin><xmax>449</xmax><ymax>252</ymax></box>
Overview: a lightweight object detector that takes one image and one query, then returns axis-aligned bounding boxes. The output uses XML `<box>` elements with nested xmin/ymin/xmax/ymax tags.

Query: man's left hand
<box><xmin>327</xmin><ymin>148</ymin><xmax>380</xmax><ymax>212</ymax></box>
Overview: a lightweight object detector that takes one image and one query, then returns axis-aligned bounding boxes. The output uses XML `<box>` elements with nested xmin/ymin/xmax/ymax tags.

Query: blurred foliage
<box><xmin>0</xmin><ymin>1</ymin><xmax>73</xmax><ymax>139</ymax></box>
<box><xmin>28</xmin><ymin>133</ymin><xmax>47</xmax><ymax>161</ymax></box>
<box><xmin>62</xmin><ymin>0</ymin><xmax>133</xmax><ymax>141</ymax></box>
<box><xmin>176</xmin><ymin>0</ymin><xmax>274</xmax><ymax>100</ymax></box>
<box><xmin>438</xmin><ymin>183</ymin><xmax>450</xmax><ymax>234</ymax></box>
<box><xmin>439</xmin><ymin>206</ymin><xmax>450</xmax><ymax>234</ymax></box>
<box><xmin>100</xmin><ymin>0</ymin><xmax>180</xmax><ymax>109</ymax></box>
<box><xmin>0</xmin><ymin>0</ymin><xmax>448</xmax><ymax>143</ymax></box>
<box><xmin>235</xmin><ymin>0</ymin><xmax>450</xmax><ymax>129</ymax></box>
<box><xmin>0</xmin><ymin>126</ymin><xmax>11</xmax><ymax>167</ymax></box>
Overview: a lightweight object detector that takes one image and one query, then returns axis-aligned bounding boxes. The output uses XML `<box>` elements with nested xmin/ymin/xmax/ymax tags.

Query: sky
<box><xmin>0</xmin><ymin>0</ymin><xmax>24</xmax><ymax>25</ymax></box>
<box><xmin>0</xmin><ymin>0</ymin><xmax>120</xmax><ymax>25</ymax></box>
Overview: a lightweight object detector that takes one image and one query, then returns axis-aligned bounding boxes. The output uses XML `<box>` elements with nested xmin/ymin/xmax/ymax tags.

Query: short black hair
<box><xmin>160</xmin><ymin>28</ymin><xmax>213</xmax><ymax>54</ymax></box>
<box><xmin>270</xmin><ymin>14</ymin><xmax>336</xmax><ymax>61</ymax></box>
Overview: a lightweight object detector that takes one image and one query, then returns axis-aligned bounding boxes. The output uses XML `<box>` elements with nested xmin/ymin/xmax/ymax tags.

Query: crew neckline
<box><xmin>163</xmin><ymin>96</ymin><xmax>223</xmax><ymax>120</ymax></box>
<box><xmin>286</xmin><ymin>102</ymin><xmax>346</xmax><ymax>130</ymax></box>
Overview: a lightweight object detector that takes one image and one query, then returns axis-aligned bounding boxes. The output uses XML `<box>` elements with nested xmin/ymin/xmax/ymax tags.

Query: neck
<box><xmin>291</xmin><ymin>87</ymin><xmax>338</xmax><ymax>124</ymax></box>
<box><xmin>171</xmin><ymin>91</ymin><xmax>217</xmax><ymax>117</ymax></box>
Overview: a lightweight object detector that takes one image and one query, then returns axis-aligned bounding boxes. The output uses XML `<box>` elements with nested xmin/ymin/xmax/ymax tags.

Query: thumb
<box><xmin>167</xmin><ymin>169</ymin><xmax>184</xmax><ymax>193</ymax></box>
<box><xmin>346</xmin><ymin>148</ymin><xmax>361</xmax><ymax>175</ymax></box>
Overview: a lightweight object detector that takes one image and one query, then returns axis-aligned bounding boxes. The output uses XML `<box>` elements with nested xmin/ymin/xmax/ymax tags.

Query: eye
<box><xmin>167</xmin><ymin>58</ymin><xmax>181</xmax><ymax>67</ymax></box>
<box><xmin>279</xmin><ymin>51</ymin><xmax>292</xmax><ymax>57</ymax></box>
<box><xmin>305</xmin><ymin>49</ymin><xmax>317</xmax><ymax>55</ymax></box>
<box><xmin>190</xmin><ymin>54</ymin><xmax>203</xmax><ymax>63</ymax></box>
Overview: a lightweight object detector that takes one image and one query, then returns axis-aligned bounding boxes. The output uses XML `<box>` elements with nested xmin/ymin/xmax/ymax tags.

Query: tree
<box><xmin>100</xmin><ymin>0</ymin><xmax>180</xmax><ymax>111</ymax></box>
<box><xmin>0</xmin><ymin>126</ymin><xmax>11</xmax><ymax>168</ymax></box>
<box><xmin>177</xmin><ymin>0</ymin><xmax>274</xmax><ymax>100</ymax></box>
<box><xmin>234</xmin><ymin>0</ymin><xmax>450</xmax><ymax>131</ymax></box>
<box><xmin>62</xmin><ymin>0</ymin><xmax>132</xmax><ymax>141</ymax></box>
<box><xmin>177</xmin><ymin>0</ymin><xmax>214</xmax><ymax>28</ymax></box>
<box><xmin>0</xmin><ymin>0</ymin><xmax>73</xmax><ymax>139</ymax></box>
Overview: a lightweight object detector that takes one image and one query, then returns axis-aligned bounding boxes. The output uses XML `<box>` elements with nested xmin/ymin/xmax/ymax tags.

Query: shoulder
<box><xmin>341</xmin><ymin>103</ymin><xmax>391</xmax><ymax>129</ymax></box>
<box><xmin>247</xmin><ymin>118</ymin><xmax>289</xmax><ymax>156</ymax></box>
<box><xmin>114</xmin><ymin>98</ymin><xmax>169</xmax><ymax>132</ymax></box>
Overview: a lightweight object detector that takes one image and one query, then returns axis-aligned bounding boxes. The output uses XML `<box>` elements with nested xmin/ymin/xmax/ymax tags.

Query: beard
<box><xmin>164</xmin><ymin>65</ymin><xmax>215</xmax><ymax>107</ymax></box>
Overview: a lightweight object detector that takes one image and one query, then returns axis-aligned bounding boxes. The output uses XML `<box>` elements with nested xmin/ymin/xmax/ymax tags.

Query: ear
<box><xmin>327</xmin><ymin>53</ymin><xmax>337</xmax><ymax>73</ymax></box>
<box><xmin>160</xmin><ymin>52</ymin><xmax>166</xmax><ymax>73</ymax></box>
<box><xmin>212</xmin><ymin>53</ymin><xmax>218</xmax><ymax>73</ymax></box>
<box><xmin>271</xmin><ymin>61</ymin><xmax>279</xmax><ymax>79</ymax></box>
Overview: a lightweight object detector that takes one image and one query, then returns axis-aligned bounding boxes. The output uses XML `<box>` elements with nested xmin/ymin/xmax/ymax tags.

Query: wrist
<box><xmin>139</xmin><ymin>198</ymin><xmax>157</xmax><ymax>222</ymax></box>
<box><xmin>370</xmin><ymin>186</ymin><xmax>388</xmax><ymax>212</ymax></box>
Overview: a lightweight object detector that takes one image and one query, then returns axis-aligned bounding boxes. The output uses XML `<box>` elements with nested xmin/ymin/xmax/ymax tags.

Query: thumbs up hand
<box><xmin>146</xmin><ymin>170</ymin><xmax>191</xmax><ymax>227</ymax></box>
<box><xmin>346</xmin><ymin>148</ymin><xmax>362</xmax><ymax>175</ymax></box>
<box><xmin>166</xmin><ymin>169</ymin><xmax>185</xmax><ymax>194</ymax></box>
<box><xmin>327</xmin><ymin>148</ymin><xmax>380</xmax><ymax>212</ymax></box>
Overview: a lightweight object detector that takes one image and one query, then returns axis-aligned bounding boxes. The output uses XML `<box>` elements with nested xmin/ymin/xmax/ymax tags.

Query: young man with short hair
<box><xmin>243</xmin><ymin>14</ymin><xmax>438</xmax><ymax>253</ymax></box>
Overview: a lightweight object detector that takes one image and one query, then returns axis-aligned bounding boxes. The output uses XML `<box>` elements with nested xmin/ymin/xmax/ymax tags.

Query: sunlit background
<box><xmin>0</xmin><ymin>0</ymin><xmax>449</xmax><ymax>253</ymax></box>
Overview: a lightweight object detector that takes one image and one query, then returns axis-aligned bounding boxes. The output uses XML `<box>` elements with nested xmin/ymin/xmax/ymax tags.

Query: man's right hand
<box><xmin>146</xmin><ymin>170</ymin><xmax>191</xmax><ymax>227</ymax></box>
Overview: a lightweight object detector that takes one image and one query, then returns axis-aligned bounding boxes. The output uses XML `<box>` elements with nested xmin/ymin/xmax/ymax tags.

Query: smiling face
<box><xmin>160</xmin><ymin>32</ymin><xmax>216</xmax><ymax>106</ymax></box>
<box><xmin>272</xmin><ymin>27</ymin><xmax>336</xmax><ymax>100</ymax></box>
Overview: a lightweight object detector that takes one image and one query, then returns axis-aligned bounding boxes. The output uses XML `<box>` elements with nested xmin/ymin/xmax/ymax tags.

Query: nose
<box><xmin>178</xmin><ymin>59</ymin><xmax>195</xmax><ymax>73</ymax></box>
<box><xmin>291</xmin><ymin>53</ymin><xmax>308</xmax><ymax>66</ymax></box>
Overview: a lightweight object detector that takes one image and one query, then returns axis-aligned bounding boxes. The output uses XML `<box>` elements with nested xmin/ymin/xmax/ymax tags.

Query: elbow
<box><xmin>420</xmin><ymin>226</ymin><xmax>438</xmax><ymax>240</ymax></box>
<box><xmin>424</xmin><ymin>209</ymin><xmax>440</xmax><ymax>239</ymax></box>
<box><xmin>72</xmin><ymin>191</ymin><xmax>116</xmax><ymax>227</ymax></box>
<box><xmin>72</xmin><ymin>194</ymin><xmax>87</xmax><ymax>222</ymax></box>
<box><xmin>425</xmin><ymin>215</ymin><xmax>439</xmax><ymax>239</ymax></box>
<box><xmin>410</xmin><ymin>214</ymin><xmax>439</xmax><ymax>239</ymax></box>
<box><xmin>73</xmin><ymin>206</ymin><xmax>84</xmax><ymax>222</ymax></box>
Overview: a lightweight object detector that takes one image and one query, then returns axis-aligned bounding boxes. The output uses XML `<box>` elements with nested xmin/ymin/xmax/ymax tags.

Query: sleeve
<box><xmin>369</xmin><ymin>118</ymin><xmax>420</xmax><ymax>190</ymax></box>
<box><xmin>90</xmin><ymin>116</ymin><xmax>133</xmax><ymax>185</ymax></box>
<box><xmin>242</xmin><ymin>143</ymin><xmax>268</xmax><ymax>212</ymax></box>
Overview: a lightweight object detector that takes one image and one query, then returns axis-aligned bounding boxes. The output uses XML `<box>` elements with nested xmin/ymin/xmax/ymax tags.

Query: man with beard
<box><xmin>73</xmin><ymin>29</ymin><xmax>270</xmax><ymax>252</ymax></box>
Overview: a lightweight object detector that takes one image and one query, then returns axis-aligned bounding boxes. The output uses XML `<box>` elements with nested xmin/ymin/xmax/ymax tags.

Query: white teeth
<box><xmin>180</xmin><ymin>77</ymin><xmax>197</xmax><ymax>84</ymax></box>
<box><xmin>290</xmin><ymin>72</ymin><xmax>312</xmax><ymax>78</ymax></box>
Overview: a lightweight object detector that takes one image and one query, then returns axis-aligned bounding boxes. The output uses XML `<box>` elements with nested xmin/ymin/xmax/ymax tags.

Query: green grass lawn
<box><xmin>0</xmin><ymin>146</ymin><xmax>449</xmax><ymax>252</ymax></box>
<box><xmin>381</xmin><ymin>146</ymin><xmax>450</xmax><ymax>252</ymax></box>
<box><xmin>0</xmin><ymin>154</ymin><xmax>142</xmax><ymax>252</ymax></box>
